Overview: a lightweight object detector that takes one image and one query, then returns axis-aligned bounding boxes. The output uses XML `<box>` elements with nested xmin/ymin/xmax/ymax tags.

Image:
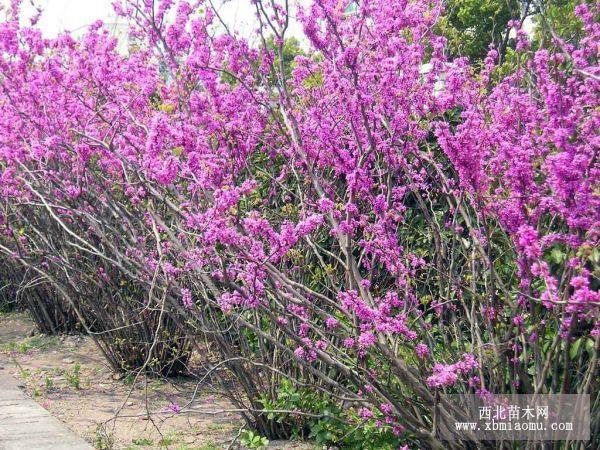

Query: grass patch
<box><xmin>177</xmin><ymin>444</ymin><xmax>219</xmax><ymax>450</ymax></box>
<box><xmin>2</xmin><ymin>335</ymin><xmax>59</xmax><ymax>354</ymax></box>
<box><xmin>131</xmin><ymin>437</ymin><xmax>154</xmax><ymax>446</ymax></box>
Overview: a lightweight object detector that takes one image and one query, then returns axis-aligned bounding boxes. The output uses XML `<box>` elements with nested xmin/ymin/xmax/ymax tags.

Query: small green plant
<box><xmin>65</xmin><ymin>363</ymin><xmax>81</xmax><ymax>389</ymax></box>
<box><xmin>178</xmin><ymin>444</ymin><xmax>218</xmax><ymax>450</ymax></box>
<box><xmin>2</xmin><ymin>335</ymin><xmax>60</xmax><ymax>354</ymax></box>
<box><xmin>240</xmin><ymin>430</ymin><xmax>268</xmax><ymax>449</ymax></box>
<box><xmin>158</xmin><ymin>433</ymin><xmax>177</xmax><ymax>446</ymax></box>
<box><xmin>93</xmin><ymin>424</ymin><xmax>115</xmax><ymax>450</ymax></box>
<box><xmin>4</xmin><ymin>342</ymin><xmax>26</xmax><ymax>353</ymax></box>
<box><xmin>259</xmin><ymin>378</ymin><xmax>400</xmax><ymax>448</ymax></box>
<box><xmin>122</xmin><ymin>373</ymin><xmax>136</xmax><ymax>385</ymax></box>
<box><xmin>12</xmin><ymin>359</ymin><xmax>30</xmax><ymax>379</ymax></box>
<box><xmin>131</xmin><ymin>437</ymin><xmax>154</xmax><ymax>446</ymax></box>
<box><xmin>196</xmin><ymin>443</ymin><xmax>219</xmax><ymax>450</ymax></box>
<box><xmin>44</xmin><ymin>375</ymin><xmax>54</xmax><ymax>390</ymax></box>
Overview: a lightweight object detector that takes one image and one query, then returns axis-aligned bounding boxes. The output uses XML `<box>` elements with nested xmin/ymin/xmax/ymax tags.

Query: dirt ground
<box><xmin>0</xmin><ymin>312</ymin><xmax>313</xmax><ymax>450</ymax></box>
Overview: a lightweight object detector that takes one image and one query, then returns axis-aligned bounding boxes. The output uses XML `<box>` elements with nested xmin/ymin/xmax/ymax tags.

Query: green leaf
<box><xmin>569</xmin><ymin>338</ymin><xmax>582</xmax><ymax>360</ymax></box>
<box><xmin>550</xmin><ymin>247</ymin><xmax>565</xmax><ymax>264</ymax></box>
<box><xmin>585</xmin><ymin>338</ymin><xmax>595</xmax><ymax>357</ymax></box>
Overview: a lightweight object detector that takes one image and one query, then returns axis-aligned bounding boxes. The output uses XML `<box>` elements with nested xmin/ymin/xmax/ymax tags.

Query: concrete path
<box><xmin>0</xmin><ymin>370</ymin><xmax>93</xmax><ymax>450</ymax></box>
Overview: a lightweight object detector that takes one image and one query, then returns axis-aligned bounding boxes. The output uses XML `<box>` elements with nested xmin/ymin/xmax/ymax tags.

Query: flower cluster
<box><xmin>0</xmin><ymin>1</ymin><xmax>597</xmax><ymax>447</ymax></box>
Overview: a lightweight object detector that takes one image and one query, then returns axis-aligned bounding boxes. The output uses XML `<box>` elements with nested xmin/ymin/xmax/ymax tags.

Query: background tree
<box><xmin>439</xmin><ymin>0</ymin><xmax>522</xmax><ymax>61</ymax></box>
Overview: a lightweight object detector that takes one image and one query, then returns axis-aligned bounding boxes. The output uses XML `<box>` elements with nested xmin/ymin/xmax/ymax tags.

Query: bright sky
<box><xmin>19</xmin><ymin>0</ymin><xmax>119</xmax><ymax>35</ymax></box>
<box><xmin>9</xmin><ymin>0</ymin><xmax>534</xmax><ymax>46</ymax></box>
<box><xmin>15</xmin><ymin>0</ymin><xmax>306</xmax><ymax>42</ymax></box>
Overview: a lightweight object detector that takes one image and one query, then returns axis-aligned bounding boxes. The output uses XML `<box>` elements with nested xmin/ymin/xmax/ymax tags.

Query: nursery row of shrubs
<box><xmin>0</xmin><ymin>1</ymin><xmax>598</xmax><ymax>448</ymax></box>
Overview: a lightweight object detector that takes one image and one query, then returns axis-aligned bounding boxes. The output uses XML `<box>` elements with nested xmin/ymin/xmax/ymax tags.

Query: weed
<box><xmin>240</xmin><ymin>430</ymin><xmax>269</xmax><ymax>449</ymax></box>
<box><xmin>93</xmin><ymin>424</ymin><xmax>115</xmax><ymax>450</ymax></box>
<box><xmin>65</xmin><ymin>363</ymin><xmax>81</xmax><ymax>389</ymax></box>
<box><xmin>123</xmin><ymin>373</ymin><xmax>136</xmax><ymax>385</ymax></box>
<box><xmin>197</xmin><ymin>444</ymin><xmax>219</xmax><ymax>450</ymax></box>
<box><xmin>158</xmin><ymin>433</ymin><xmax>177</xmax><ymax>446</ymax></box>
<box><xmin>2</xmin><ymin>335</ymin><xmax>59</xmax><ymax>354</ymax></box>
<box><xmin>177</xmin><ymin>444</ymin><xmax>218</xmax><ymax>450</ymax></box>
<box><xmin>12</xmin><ymin>358</ymin><xmax>30</xmax><ymax>379</ymax></box>
<box><xmin>44</xmin><ymin>375</ymin><xmax>54</xmax><ymax>390</ymax></box>
<box><xmin>131</xmin><ymin>437</ymin><xmax>154</xmax><ymax>446</ymax></box>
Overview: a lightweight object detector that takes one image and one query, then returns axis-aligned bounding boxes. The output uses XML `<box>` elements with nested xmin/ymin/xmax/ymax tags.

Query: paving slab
<box><xmin>0</xmin><ymin>370</ymin><xmax>93</xmax><ymax>450</ymax></box>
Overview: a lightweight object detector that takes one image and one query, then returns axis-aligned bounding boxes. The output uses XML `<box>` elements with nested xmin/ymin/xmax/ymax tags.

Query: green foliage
<box><xmin>307</xmin><ymin>408</ymin><xmax>401</xmax><ymax>449</ymax></box>
<box><xmin>533</xmin><ymin>0</ymin><xmax>595</xmax><ymax>46</ymax></box>
<box><xmin>221</xmin><ymin>36</ymin><xmax>304</xmax><ymax>86</ymax></box>
<box><xmin>32</xmin><ymin>386</ymin><xmax>42</xmax><ymax>397</ymax></box>
<box><xmin>240</xmin><ymin>430</ymin><xmax>269</xmax><ymax>449</ymax></box>
<box><xmin>158</xmin><ymin>432</ymin><xmax>178</xmax><ymax>446</ymax></box>
<box><xmin>259</xmin><ymin>379</ymin><xmax>401</xmax><ymax>448</ymax></box>
<box><xmin>265</xmin><ymin>36</ymin><xmax>304</xmax><ymax>82</ymax></box>
<box><xmin>177</xmin><ymin>444</ymin><xmax>218</xmax><ymax>450</ymax></box>
<box><xmin>64</xmin><ymin>363</ymin><xmax>81</xmax><ymax>389</ymax></box>
<box><xmin>131</xmin><ymin>438</ymin><xmax>154</xmax><ymax>446</ymax></box>
<box><xmin>2</xmin><ymin>335</ymin><xmax>60</xmax><ymax>354</ymax></box>
<box><xmin>439</xmin><ymin>0</ymin><xmax>519</xmax><ymax>60</ymax></box>
<box><xmin>438</xmin><ymin>0</ymin><xmax>596</xmax><ymax>63</ymax></box>
<box><xmin>301</xmin><ymin>70</ymin><xmax>323</xmax><ymax>89</ymax></box>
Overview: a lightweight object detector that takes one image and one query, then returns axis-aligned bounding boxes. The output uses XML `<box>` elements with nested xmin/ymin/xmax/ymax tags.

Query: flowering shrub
<box><xmin>0</xmin><ymin>0</ymin><xmax>597</xmax><ymax>448</ymax></box>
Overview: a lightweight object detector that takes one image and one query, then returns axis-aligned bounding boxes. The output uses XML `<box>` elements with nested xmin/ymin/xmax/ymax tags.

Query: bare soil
<box><xmin>0</xmin><ymin>312</ymin><xmax>313</xmax><ymax>450</ymax></box>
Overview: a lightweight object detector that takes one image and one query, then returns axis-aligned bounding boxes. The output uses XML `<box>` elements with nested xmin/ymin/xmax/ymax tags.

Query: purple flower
<box><xmin>415</xmin><ymin>344</ymin><xmax>430</xmax><ymax>359</ymax></box>
<box><xmin>325</xmin><ymin>317</ymin><xmax>339</xmax><ymax>329</ymax></box>
<box><xmin>181</xmin><ymin>288</ymin><xmax>193</xmax><ymax>309</ymax></box>
<box><xmin>167</xmin><ymin>402</ymin><xmax>181</xmax><ymax>414</ymax></box>
<box><xmin>358</xmin><ymin>332</ymin><xmax>377</xmax><ymax>348</ymax></box>
<box><xmin>358</xmin><ymin>407</ymin><xmax>374</xmax><ymax>419</ymax></box>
